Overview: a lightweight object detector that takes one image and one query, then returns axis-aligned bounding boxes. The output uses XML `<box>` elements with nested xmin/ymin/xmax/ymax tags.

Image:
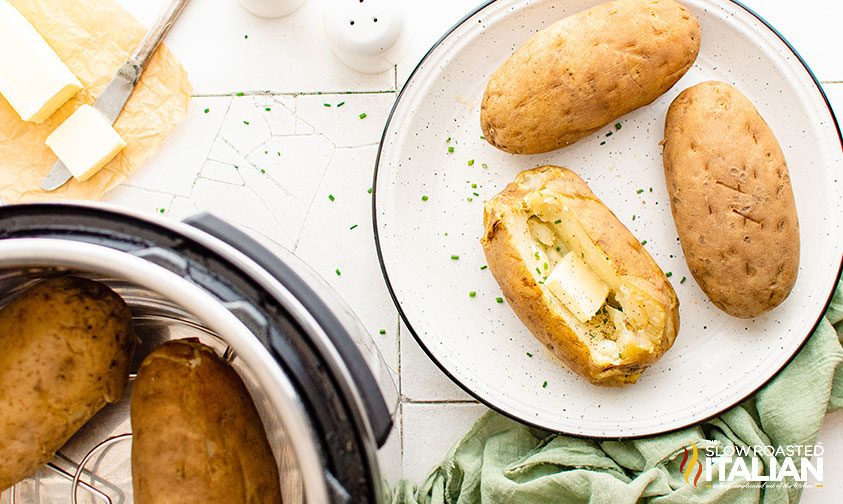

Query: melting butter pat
<box><xmin>0</xmin><ymin>0</ymin><xmax>82</xmax><ymax>123</ymax></box>
<box><xmin>46</xmin><ymin>105</ymin><xmax>127</xmax><ymax>182</ymax></box>
<box><xmin>545</xmin><ymin>251</ymin><xmax>609</xmax><ymax>323</ymax></box>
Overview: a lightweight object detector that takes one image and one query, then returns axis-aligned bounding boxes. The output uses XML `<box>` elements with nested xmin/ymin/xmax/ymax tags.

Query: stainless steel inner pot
<box><xmin>0</xmin><ymin>203</ymin><xmax>398</xmax><ymax>504</ymax></box>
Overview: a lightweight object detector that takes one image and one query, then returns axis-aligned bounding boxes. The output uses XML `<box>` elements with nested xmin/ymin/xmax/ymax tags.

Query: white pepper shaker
<box><xmin>324</xmin><ymin>0</ymin><xmax>410</xmax><ymax>74</ymax></box>
<box><xmin>238</xmin><ymin>0</ymin><xmax>307</xmax><ymax>18</ymax></box>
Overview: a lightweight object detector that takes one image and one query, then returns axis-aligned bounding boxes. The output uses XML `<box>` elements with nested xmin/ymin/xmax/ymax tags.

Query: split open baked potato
<box><xmin>482</xmin><ymin>166</ymin><xmax>679</xmax><ymax>385</ymax></box>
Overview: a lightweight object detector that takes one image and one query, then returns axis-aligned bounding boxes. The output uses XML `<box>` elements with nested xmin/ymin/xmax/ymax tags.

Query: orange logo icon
<box><xmin>680</xmin><ymin>442</ymin><xmax>703</xmax><ymax>487</ymax></box>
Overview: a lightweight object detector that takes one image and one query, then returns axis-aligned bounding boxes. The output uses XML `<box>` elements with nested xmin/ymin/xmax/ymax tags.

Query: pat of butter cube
<box><xmin>545</xmin><ymin>251</ymin><xmax>609</xmax><ymax>323</ymax></box>
<box><xmin>0</xmin><ymin>0</ymin><xmax>82</xmax><ymax>123</ymax></box>
<box><xmin>45</xmin><ymin>105</ymin><xmax>127</xmax><ymax>182</ymax></box>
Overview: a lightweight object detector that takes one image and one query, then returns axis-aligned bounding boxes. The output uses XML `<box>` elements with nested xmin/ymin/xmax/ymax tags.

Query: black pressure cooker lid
<box><xmin>0</xmin><ymin>203</ymin><xmax>392</xmax><ymax>504</ymax></box>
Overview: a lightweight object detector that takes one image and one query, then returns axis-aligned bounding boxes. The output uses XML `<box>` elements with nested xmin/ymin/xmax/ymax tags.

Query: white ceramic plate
<box><xmin>374</xmin><ymin>0</ymin><xmax>842</xmax><ymax>437</ymax></box>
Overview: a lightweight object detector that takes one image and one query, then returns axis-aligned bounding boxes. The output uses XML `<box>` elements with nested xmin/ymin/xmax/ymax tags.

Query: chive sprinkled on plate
<box><xmin>632</xmin><ymin>215</ymin><xmax>636</xmax><ymax>221</ymax></box>
<box><xmin>203</xmin><ymin>108</ymin><xmax>209</xmax><ymax>114</ymax></box>
<box><xmin>379</xmin><ymin>329</ymin><xmax>386</xmax><ymax>335</ymax></box>
<box><xmin>467</xmin><ymin>159</ymin><xmax>475</xmax><ymax>166</ymax></box>
<box><xmin>526</xmin><ymin>352</ymin><xmax>533</xmax><ymax>358</ymax></box>
<box><xmin>421</xmin><ymin>195</ymin><xmax>429</xmax><ymax>201</ymax></box>
<box><xmin>236</xmin><ymin>91</ymin><xmax>244</xmax><ymax>96</ymax></box>
<box><xmin>649</xmin><ymin>187</ymin><xmax>653</xmax><ymax>192</ymax></box>
<box><xmin>265</xmin><ymin>107</ymin><xmax>271</xmax><ymax>111</ymax></box>
<box><xmin>359</xmin><ymin>112</ymin><xmax>367</xmax><ymax>119</ymax></box>
<box><xmin>323</xmin><ymin>103</ymin><xmax>331</xmax><ymax>107</ymax></box>
<box><xmin>349</xmin><ymin>224</ymin><xmax>358</xmax><ymax>230</ymax></box>
<box><xmin>480</xmin><ymin>265</ymin><xmax>488</xmax><ymax>270</ymax></box>
<box><xmin>451</xmin><ymin>255</ymin><xmax>460</xmax><ymax>260</ymax></box>
<box><xmin>467</xmin><ymin>197</ymin><xmax>473</xmax><ymax>202</ymax></box>
<box><xmin>448</xmin><ymin>146</ymin><xmax>455</xmax><ymax>153</ymax></box>
<box><xmin>666</xmin><ymin>272</ymin><xmax>673</xmax><ymax>278</ymax></box>
<box><xmin>446</xmin><ymin>137</ymin><xmax>452</xmax><ymax>143</ymax></box>
<box><xmin>680</xmin><ymin>276</ymin><xmax>687</xmax><ymax>284</ymax></box>
<box><xmin>615</xmin><ymin>122</ymin><xmax>622</xmax><ymax>130</ymax></box>
<box><xmin>471</xmin><ymin>183</ymin><xmax>477</xmax><ymax>188</ymax></box>
<box><xmin>600</xmin><ymin>141</ymin><xmax>606</xmax><ymax>145</ymax></box>
<box><xmin>243</xmin><ymin>120</ymin><xmax>250</xmax><ymax>125</ymax></box>
<box><xmin>469</xmin><ymin>291</ymin><xmax>476</xmax><ymax>298</ymax></box>
<box><xmin>542</xmin><ymin>381</ymin><xmax>548</xmax><ymax>388</ymax></box>
<box><xmin>554</xmin><ymin>219</ymin><xmax>561</xmax><ymax>224</ymax></box>
<box><xmin>636</xmin><ymin>188</ymin><xmax>644</xmax><ymax>194</ymax></box>
<box><xmin>606</xmin><ymin>131</ymin><xmax>613</xmax><ymax>137</ymax></box>
<box><xmin>495</xmin><ymin>297</ymin><xmax>504</xmax><ymax>304</ymax></box>
<box><xmin>367</xmin><ymin>187</ymin><xmax>373</xmax><ymax>194</ymax></box>
<box><xmin>328</xmin><ymin>194</ymin><xmax>335</xmax><ymax>201</ymax></box>
<box><xmin>335</xmin><ymin>268</ymin><xmax>341</xmax><ymax>276</ymax></box>
<box><xmin>641</xmin><ymin>240</ymin><xmax>648</xmax><ymax>245</ymax></box>
<box><xmin>337</xmin><ymin>101</ymin><xmax>345</xmax><ymax>107</ymax></box>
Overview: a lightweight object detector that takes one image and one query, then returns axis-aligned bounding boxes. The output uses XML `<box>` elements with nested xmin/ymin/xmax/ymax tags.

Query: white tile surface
<box><xmin>92</xmin><ymin>0</ymin><xmax>843</xmax><ymax>490</ymax></box>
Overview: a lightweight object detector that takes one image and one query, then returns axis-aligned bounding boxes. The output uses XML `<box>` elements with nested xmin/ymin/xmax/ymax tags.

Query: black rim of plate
<box><xmin>372</xmin><ymin>0</ymin><xmax>843</xmax><ymax>439</ymax></box>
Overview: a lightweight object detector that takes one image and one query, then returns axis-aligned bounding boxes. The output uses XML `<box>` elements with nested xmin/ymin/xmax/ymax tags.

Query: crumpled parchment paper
<box><xmin>0</xmin><ymin>0</ymin><xmax>192</xmax><ymax>203</ymax></box>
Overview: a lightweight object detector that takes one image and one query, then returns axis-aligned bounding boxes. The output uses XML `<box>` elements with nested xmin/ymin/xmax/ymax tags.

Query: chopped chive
<box><xmin>495</xmin><ymin>297</ymin><xmax>504</xmax><ymax>304</ymax></box>
<box><xmin>480</xmin><ymin>135</ymin><xmax>486</xmax><ymax>140</ymax></box>
<box><xmin>337</xmin><ymin>101</ymin><xmax>345</xmax><ymax>107</ymax></box>
<box><xmin>203</xmin><ymin>108</ymin><xmax>210</xmax><ymax>114</ymax></box>
<box><xmin>618</xmin><ymin>353</ymin><xmax>623</xmax><ymax>359</ymax></box>
<box><xmin>448</xmin><ymin>146</ymin><xmax>455</xmax><ymax>153</ymax></box>
<box><xmin>680</xmin><ymin>276</ymin><xmax>687</xmax><ymax>284</ymax></box>
<box><xmin>543</xmin><ymin>262</ymin><xmax>548</xmax><ymax>270</ymax></box>
<box><xmin>666</xmin><ymin>272</ymin><xmax>673</xmax><ymax>278</ymax></box>
<box><xmin>467</xmin><ymin>159</ymin><xmax>475</xmax><ymax>166</ymax></box>
<box><xmin>606</xmin><ymin>131</ymin><xmax>613</xmax><ymax>137</ymax></box>
<box><xmin>526</xmin><ymin>352</ymin><xmax>533</xmax><ymax>358</ymax></box>
<box><xmin>349</xmin><ymin>224</ymin><xmax>358</xmax><ymax>230</ymax></box>
<box><xmin>450</xmin><ymin>255</ymin><xmax>460</xmax><ymax>260</ymax></box>
<box><xmin>335</xmin><ymin>268</ymin><xmax>342</xmax><ymax>276</ymax></box>
<box><xmin>236</xmin><ymin>91</ymin><xmax>245</xmax><ymax>96</ymax></box>
<box><xmin>328</xmin><ymin>194</ymin><xmax>335</xmax><ymax>201</ymax></box>
<box><xmin>324</xmin><ymin>103</ymin><xmax>332</xmax><ymax>107</ymax></box>
<box><xmin>379</xmin><ymin>329</ymin><xmax>386</xmax><ymax>335</ymax></box>
<box><xmin>467</xmin><ymin>197</ymin><xmax>473</xmax><ymax>202</ymax></box>
<box><xmin>265</xmin><ymin>107</ymin><xmax>271</xmax><ymax>111</ymax></box>
<box><xmin>534</xmin><ymin>252</ymin><xmax>540</xmax><ymax>259</ymax></box>
<box><xmin>367</xmin><ymin>187</ymin><xmax>373</xmax><ymax>194</ymax></box>
<box><xmin>615</xmin><ymin>122</ymin><xmax>622</xmax><ymax>130</ymax></box>
<box><xmin>260</xmin><ymin>168</ymin><xmax>266</xmax><ymax>174</ymax></box>
<box><xmin>649</xmin><ymin>187</ymin><xmax>653</xmax><ymax>192</ymax></box>
<box><xmin>243</xmin><ymin>120</ymin><xmax>250</xmax><ymax>125</ymax></box>
<box><xmin>542</xmin><ymin>380</ymin><xmax>548</xmax><ymax>388</ymax></box>
<box><xmin>359</xmin><ymin>112</ymin><xmax>367</xmax><ymax>119</ymax></box>
<box><xmin>471</xmin><ymin>183</ymin><xmax>477</xmax><ymax>188</ymax></box>
<box><xmin>421</xmin><ymin>195</ymin><xmax>429</xmax><ymax>201</ymax></box>
<box><xmin>472</xmin><ymin>192</ymin><xmax>479</xmax><ymax>197</ymax></box>
<box><xmin>244</xmin><ymin>34</ymin><xmax>249</xmax><ymax>39</ymax></box>
<box><xmin>535</xmin><ymin>267</ymin><xmax>541</xmax><ymax>275</ymax></box>
<box><xmin>469</xmin><ymin>291</ymin><xmax>477</xmax><ymax>298</ymax></box>
<box><xmin>157</xmin><ymin>208</ymin><xmax>165</xmax><ymax>214</ymax></box>
<box><xmin>641</xmin><ymin>240</ymin><xmax>648</xmax><ymax>245</ymax></box>
<box><xmin>554</xmin><ymin>219</ymin><xmax>562</xmax><ymax>224</ymax></box>
<box><xmin>480</xmin><ymin>265</ymin><xmax>488</xmax><ymax>270</ymax></box>
<box><xmin>636</xmin><ymin>188</ymin><xmax>644</xmax><ymax>194</ymax></box>
<box><xmin>446</xmin><ymin>137</ymin><xmax>452</xmax><ymax>143</ymax></box>
<box><xmin>632</xmin><ymin>215</ymin><xmax>636</xmax><ymax>221</ymax></box>
<box><xmin>277</xmin><ymin>151</ymin><xmax>281</xmax><ymax>156</ymax></box>
<box><xmin>600</xmin><ymin>141</ymin><xmax>606</xmax><ymax>145</ymax></box>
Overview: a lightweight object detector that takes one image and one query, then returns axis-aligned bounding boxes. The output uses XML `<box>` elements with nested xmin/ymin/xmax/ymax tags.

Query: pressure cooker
<box><xmin>0</xmin><ymin>202</ymin><xmax>398</xmax><ymax>504</ymax></box>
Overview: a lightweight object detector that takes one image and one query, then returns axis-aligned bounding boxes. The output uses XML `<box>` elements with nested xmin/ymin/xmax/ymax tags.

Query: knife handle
<box><xmin>130</xmin><ymin>0</ymin><xmax>191</xmax><ymax>73</ymax></box>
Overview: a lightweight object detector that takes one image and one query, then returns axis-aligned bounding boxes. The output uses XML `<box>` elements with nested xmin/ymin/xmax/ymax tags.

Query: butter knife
<box><xmin>41</xmin><ymin>0</ymin><xmax>190</xmax><ymax>191</ymax></box>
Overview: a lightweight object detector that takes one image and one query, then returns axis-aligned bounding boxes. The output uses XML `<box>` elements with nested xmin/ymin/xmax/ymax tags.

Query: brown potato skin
<box><xmin>482</xmin><ymin>166</ymin><xmax>679</xmax><ymax>385</ymax></box>
<box><xmin>0</xmin><ymin>277</ymin><xmax>136</xmax><ymax>491</ymax></box>
<box><xmin>481</xmin><ymin>0</ymin><xmax>701</xmax><ymax>154</ymax></box>
<box><xmin>663</xmin><ymin>81</ymin><xmax>799</xmax><ymax>318</ymax></box>
<box><xmin>131</xmin><ymin>339</ymin><xmax>282</xmax><ymax>504</ymax></box>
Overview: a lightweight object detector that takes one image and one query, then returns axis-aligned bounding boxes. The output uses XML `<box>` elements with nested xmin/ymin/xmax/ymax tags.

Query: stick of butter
<box><xmin>545</xmin><ymin>250</ymin><xmax>609</xmax><ymax>323</ymax></box>
<box><xmin>45</xmin><ymin>105</ymin><xmax>127</xmax><ymax>182</ymax></box>
<box><xmin>0</xmin><ymin>0</ymin><xmax>82</xmax><ymax>123</ymax></box>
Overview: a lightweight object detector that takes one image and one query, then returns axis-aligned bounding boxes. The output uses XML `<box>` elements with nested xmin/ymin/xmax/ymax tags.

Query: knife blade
<box><xmin>41</xmin><ymin>0</ymin><xmax>190</xmax><ymax>191</ymax></box>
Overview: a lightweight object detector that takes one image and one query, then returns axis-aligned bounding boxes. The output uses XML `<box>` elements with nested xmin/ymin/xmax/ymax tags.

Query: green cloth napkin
<box><xmin>392</xmin><ymin>280</ymin><xmax>843</xmax><ymax>504</ymax></box>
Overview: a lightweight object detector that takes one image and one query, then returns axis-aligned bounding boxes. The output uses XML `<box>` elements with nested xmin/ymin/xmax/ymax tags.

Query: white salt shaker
<box><xmin>238</xmin><ymin>0</ymin><xmax>307</xmax><ymax>18</ymax></box>
<box><xmin>324</xmin><ymin>0</ymin><xmax>410</xmax><ymax>74</ymax></box>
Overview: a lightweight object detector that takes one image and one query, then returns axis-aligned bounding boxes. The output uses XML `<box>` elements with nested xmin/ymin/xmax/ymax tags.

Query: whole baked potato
<box><xmin>131</xmin><ymin>338</ymin><xmax>282</xmax><ymax>504</ymax></box>
<box><xmin>482</xmin><ymin>166</ymin><xmax>679</xmax><ymax>385</ymax></box>
<box><xmin>481</xmin><ymin>0</ymin><xmax>701</xmax><ymax>154</ymax></box>
<box><xmin>662</xmin><ymin>81</ymin><xmax>799</xmax><ymax>317</ymax></box>
<box><xmin>0</xmin><ymin>276</ymin><xmax>136</xmax><ymax>491</ymax></box>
